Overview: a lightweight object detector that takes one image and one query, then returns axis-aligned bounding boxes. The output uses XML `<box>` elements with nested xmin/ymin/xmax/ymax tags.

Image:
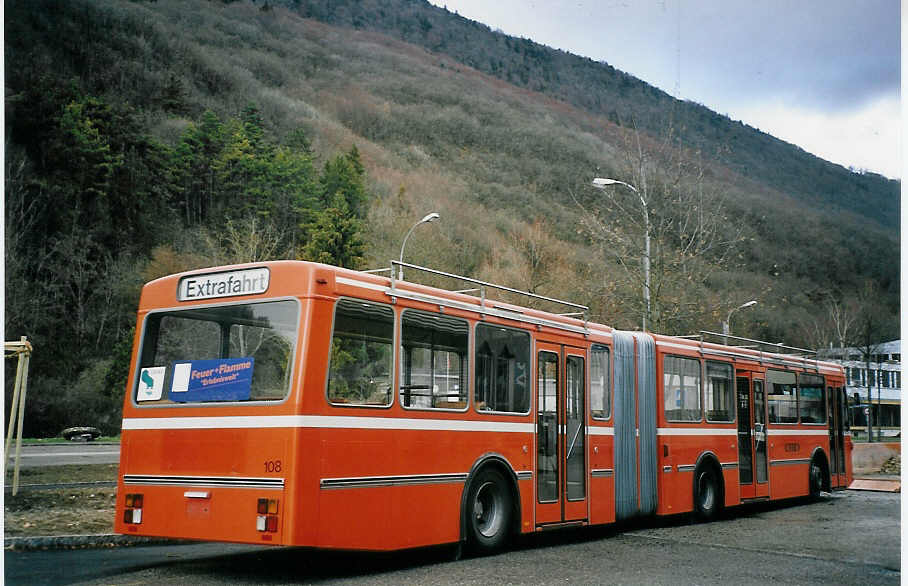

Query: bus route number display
<box><xmin>177</xmin><ymin>267</ymin><xmax>269</xmax><ymax>301</ymax></box>
<box><xmin>169</xmin><ymin>357</ymin><xmax>255</xmax><ymax>402</ymax></box>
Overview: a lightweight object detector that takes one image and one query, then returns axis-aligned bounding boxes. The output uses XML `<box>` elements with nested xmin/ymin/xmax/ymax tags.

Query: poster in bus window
<box><xmin>169</xmin><ymin>357</ymin><xmax>254</xmax><ymax>402</ymax></box>
<box><xmin>137</xmin><ymin>366</ymin><xmax>166</xmax><ymax>401</ymax></box>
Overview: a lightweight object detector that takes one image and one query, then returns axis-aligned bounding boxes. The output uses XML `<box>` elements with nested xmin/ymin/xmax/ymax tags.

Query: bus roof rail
<box><xmin>386</xmin><ymin>260</ymin><xmax>589</xmax><ymax>319</ymax></box>
<box><xmin>678</xmin><ymin>331</ymin><xmax>824</xmax><ymax>372</ymax></box>
<box><xmin>694</xmin><ymin>330</ymin><xmax>817</xmax><ymax>357</ymax></box>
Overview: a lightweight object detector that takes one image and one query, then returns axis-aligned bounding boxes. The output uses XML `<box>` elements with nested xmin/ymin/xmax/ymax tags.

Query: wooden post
<box><xmin>4</xmin><ymin>336</ymin><xmax>33</xmax><ymax>496</ymax></box>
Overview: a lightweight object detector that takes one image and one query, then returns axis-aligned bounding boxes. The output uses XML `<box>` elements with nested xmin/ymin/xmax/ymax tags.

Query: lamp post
<box><xmin>592</xmin><ymin>177</ymin><xmax>650</xmax><ymax>331</ymax></box>
<box><xmin>722</xmin><ymin>300</ymin><xmax>757</xmax><ymax>341</ymax></box>
<box><xmin>398</xmin><ymin>212</ymin><xmax>440</xmax><ymax>280</ymax></box>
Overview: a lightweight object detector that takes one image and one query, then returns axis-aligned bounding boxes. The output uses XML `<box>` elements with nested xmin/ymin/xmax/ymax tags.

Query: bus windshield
<box><xmin>135</xmin><ymin>299</ymin><xmax>298</xmax><ymax>405</ymax></box>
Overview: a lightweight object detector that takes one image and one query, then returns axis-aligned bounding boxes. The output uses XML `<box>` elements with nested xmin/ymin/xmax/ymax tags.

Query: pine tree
<box><xmin>318</xmin><ymin>149</ymin><xmax>368</xmax><ymax>217</ymax></box>
<box><xmin>300</xmin><ymin>192</ymin><xmax>365</xmax><ymax>268</ymax></box>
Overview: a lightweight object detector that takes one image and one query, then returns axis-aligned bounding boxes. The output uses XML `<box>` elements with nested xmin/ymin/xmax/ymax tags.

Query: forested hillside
<box><xmin>289</xmin><ymin>0</ymin><xmax>900</xmax><ymax>229</ymax></box>
<box><xmin>4</xmin><ymin>0</ymin><xmax>899</xmax><ymax>436</ymax></box>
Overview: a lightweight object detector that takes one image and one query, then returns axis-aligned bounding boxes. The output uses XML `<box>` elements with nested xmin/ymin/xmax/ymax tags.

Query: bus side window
<box><xmin>400</xmin><ymin>310</ymin><xmax>469</xmax><ymax>410</ymax></box>
<box><xmin>327</xmin><ymin>299</ymin><xmax>394</xmax><ymax>407</ymax></box>
<box><xmin>590</xmin><ymin>344</ymin><xmax>610</xmax><ymax>420</ymax></box>
<box><xmin>663</xmin><ymin>355</ymin><xmax>701</xmax><ymax>422</ymax></box>
<box><xmin>474</xmin><ymin>324</ymin><xmax>530</xmax><ymax>414</ymax></box>
<box><xmin>705</xmin><ymin>361</ymin><xmax>733</xmax><ymax>422</ymax></box>
<box><xmin>767</xmin><ymin>370</ymin><xmax>798</xmax><ymax>423</ymax></box>
<box><xmin>798</xmin><ymin>374</ymin><xmax>826</xmax><ymax>424</ymax></box>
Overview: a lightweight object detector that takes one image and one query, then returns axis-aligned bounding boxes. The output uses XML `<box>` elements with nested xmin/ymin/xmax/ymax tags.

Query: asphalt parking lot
<box><xmin>5</xmin><ymin>489</ymin><xmax>899</xmax><ymax>585</ymax></box>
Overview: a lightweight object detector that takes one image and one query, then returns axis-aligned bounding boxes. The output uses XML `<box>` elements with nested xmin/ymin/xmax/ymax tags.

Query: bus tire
<box><xmin>809</xmin><ymin>458</ymin><xmax>824</xmax><ymax>499</ymax></box>
<box><xmin>465</xmin><ymin>467</ymin><xmax>512</xmax><ymax>554</ymax></box>
<box><xmin>693</xmin><ymin>464</ymin><xmax>721</xmax><ymax>521</ymax></box>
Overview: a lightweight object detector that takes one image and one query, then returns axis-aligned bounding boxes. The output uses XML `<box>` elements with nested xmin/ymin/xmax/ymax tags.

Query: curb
<box><xmin>5</xmin><ymin>533</ymin><xmax>186</xmax><ymax>551</ymax></box>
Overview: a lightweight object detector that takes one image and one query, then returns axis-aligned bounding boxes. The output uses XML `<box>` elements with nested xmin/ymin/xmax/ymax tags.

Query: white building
<box><xmin>822</xmin><ymin>340</ymin><xmax>900</xmax><ymax>438</ymax></box>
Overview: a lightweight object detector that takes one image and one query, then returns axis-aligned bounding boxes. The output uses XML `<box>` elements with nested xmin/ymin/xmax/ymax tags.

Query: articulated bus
<box><xmin>115</xmin><ymin>260</ymin><xmax>851</xmax><ymax>552</ymax></box>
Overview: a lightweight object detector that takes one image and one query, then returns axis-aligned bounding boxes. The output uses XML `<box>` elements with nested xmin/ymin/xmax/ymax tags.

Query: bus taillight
<box><xmin>124</xmin><ymin>493</ymin><xmax>144</xmax><ymax>524</ymax></box>
<box><xmin>256</xmin><ymin>498</ymin><xmax>279</xmax><ymax>532</ymax></box>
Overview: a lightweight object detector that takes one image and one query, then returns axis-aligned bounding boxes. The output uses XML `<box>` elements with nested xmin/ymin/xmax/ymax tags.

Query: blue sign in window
<box><xmin>170</xmin><ymin>357</ymin><xmax>254</xmax><ymax>402</ymax></box>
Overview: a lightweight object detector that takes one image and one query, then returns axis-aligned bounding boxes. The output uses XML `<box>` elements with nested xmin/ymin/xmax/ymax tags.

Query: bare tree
<box><xmin>849</xmin><ymin>281</ymin><xmax>890</xmax><ymax>442</ymax></box>
<box><xmin>576</xmin><ymin>124</ymin><xmax>744</xmax><ymax>333</ymax></box>
<box><xmin>202</xmin><ymin>216</ymin><xmax>289</xmax><ymax>265</ymax></box>
<box><xmin>5</xmin><ymin>150</ymin><xmax>53</xmax><ymax>337</ymax></box>
<box><xmin>805</xmin><ymin>294</ymin><xmax>857</xmax><ymax>353</ymax></box>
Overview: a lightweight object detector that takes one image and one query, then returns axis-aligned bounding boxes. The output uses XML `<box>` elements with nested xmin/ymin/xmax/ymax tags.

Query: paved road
<box><xmin>5</xmin><ymin>490</ymin><xmax>899</xmax><ymax>585</ymax></box>
<box><xmin>6</xmin><ymin>443</ymin><xmax>120</xmax><ymax>468</ymax></box>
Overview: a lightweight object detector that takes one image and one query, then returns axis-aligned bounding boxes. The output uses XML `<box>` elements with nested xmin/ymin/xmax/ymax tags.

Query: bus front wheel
<box><xmin>465</xmin><ymin>467</ymin><xmax>512</xmax><ymax>553</ymax></box>
<box><xmin>809</xmin><ymin>459</ymin><xmax>824</xmax><ymax>499</ymax></box>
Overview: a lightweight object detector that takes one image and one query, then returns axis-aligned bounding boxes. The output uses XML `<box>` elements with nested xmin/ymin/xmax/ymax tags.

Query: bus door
<box><xmin>737</xmin><ymin>374</ymin><xmax>769</xmax><ymax>499</ymax></box>
<box><xmin>535</xmin><ymin>342</ymin><xmax>587</xmax><ymax>526</ymax></box>
<box><xmin>828</xmin><ymin>386</ymin><xmax>848</xmax><ymax>489</ymax></box>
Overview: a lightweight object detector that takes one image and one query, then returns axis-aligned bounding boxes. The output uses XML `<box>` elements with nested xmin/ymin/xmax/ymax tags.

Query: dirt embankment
<box><xmin>5</xmin><ymin>464</ymin><xmax>117</xmax><ymax>538</ymax></box>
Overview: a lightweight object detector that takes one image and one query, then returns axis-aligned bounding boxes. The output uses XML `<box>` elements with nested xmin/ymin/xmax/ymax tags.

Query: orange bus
<box><xmin>115</xmin><ymin>260</ymin><xmax>851</xmax><ymax>552</ymax></box>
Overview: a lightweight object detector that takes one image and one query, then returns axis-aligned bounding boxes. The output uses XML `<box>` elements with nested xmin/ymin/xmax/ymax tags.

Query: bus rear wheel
<box><xmin>465</xmin><ymin>467</ymin><xmax>512</xmax><ymax>554</ymax></box>
<box><xmin>693</xmin><ymin>466</ymin><xmax>720</xmax><ymax>521</ymax></box>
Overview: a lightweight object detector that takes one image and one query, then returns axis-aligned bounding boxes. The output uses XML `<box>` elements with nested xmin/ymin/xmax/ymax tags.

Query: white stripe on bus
<box><xmin>588</xmin><ymin>427</ymin><xmax>615</xmax><ymax>436</ymax></box>
<box><xmin>336</xmin><ymin>276</ymin><xmax>387</xmax><ymax>292</ymax></box>
<box><xmin>122</xmin><ymin>415</ymin><xmax>535</xmax><ymax>433</ymax></box>
<box><xmin>766</xmin><ymin>428</ymin><xmax>829</xmax><ymax>436</ymax></box>
<box><xmin>656</xmin><ymin>428</ymin><xmax>737</xmax><ymax>436</ymax></box>
<box><xmin>122</xmin><ymin>417</ymin><xmax>836</xmax><ymax>437</ymax></box>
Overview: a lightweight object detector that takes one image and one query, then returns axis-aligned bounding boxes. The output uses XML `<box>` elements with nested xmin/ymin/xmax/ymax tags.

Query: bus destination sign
<box><xmin>178</xmin><ymin>267</ymin><xmax>269</xmax><ymax>301</ymax></box>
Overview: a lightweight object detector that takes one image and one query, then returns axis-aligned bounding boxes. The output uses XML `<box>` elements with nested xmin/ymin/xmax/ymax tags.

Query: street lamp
<box><xmin>398</xmin><ymin>212</ymin><xmax>440</xmax><ymax>280</ymax></box>
<box><xmin>722</xmin><ymin>300</ymin><xmax>757</xmax><ymax>339</ymax></box>
<box><xmin>592</xmin><ymin>177</ymin><xmax>650</xmax><ymax>331</ymax></box>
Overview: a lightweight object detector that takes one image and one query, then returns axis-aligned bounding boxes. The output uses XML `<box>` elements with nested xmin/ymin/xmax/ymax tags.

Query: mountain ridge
<box><xmin>283</xmin><ymin>0</ymin><xmax>898</xmax><ymax>230</ymax></box>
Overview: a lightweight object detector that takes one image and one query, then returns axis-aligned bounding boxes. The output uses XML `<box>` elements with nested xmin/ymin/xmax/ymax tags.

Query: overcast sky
<box><xmin>428</xmin><ymin>0</ymin><xmax>901</xmax><ymax>179</ymax></box>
